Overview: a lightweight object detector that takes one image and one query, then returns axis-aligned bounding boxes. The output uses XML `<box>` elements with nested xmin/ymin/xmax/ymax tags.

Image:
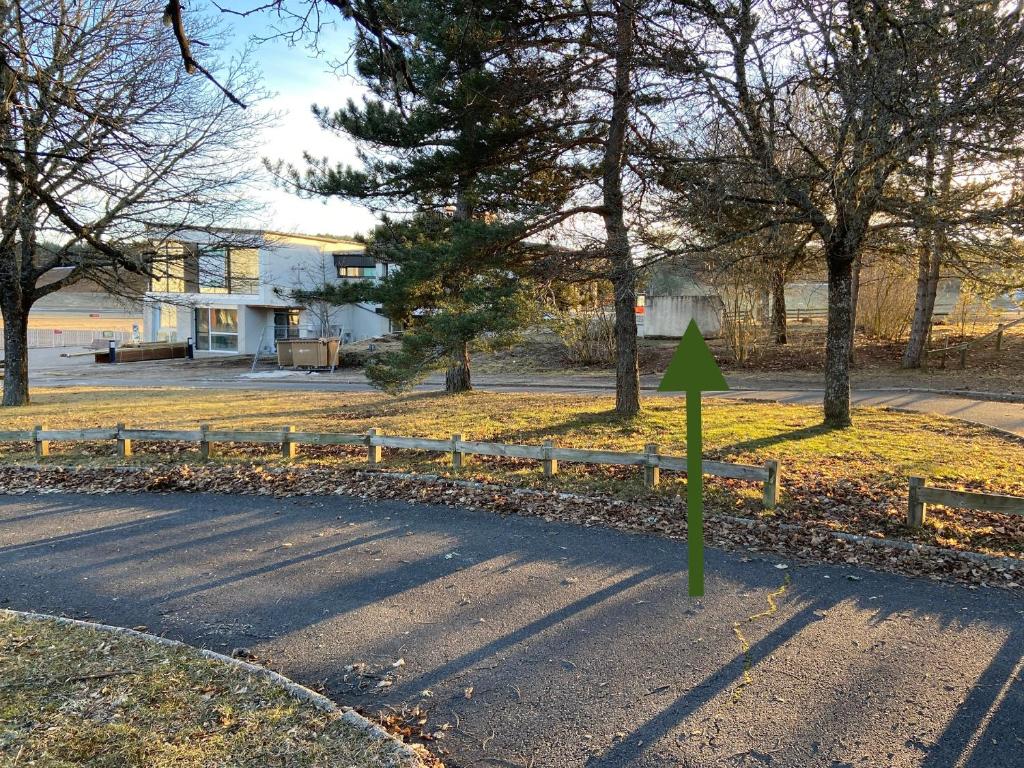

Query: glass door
<box><xmin>194</xmin><ymin>308</ymin><xmax>238</xmax><ymax>351</ymax></box>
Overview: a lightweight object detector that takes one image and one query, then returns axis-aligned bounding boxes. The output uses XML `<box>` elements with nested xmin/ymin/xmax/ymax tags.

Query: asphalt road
<box><xmin>1</xmin><ymin>492</ymin><xmax>1021</xmax><ymax>767</ymax></box>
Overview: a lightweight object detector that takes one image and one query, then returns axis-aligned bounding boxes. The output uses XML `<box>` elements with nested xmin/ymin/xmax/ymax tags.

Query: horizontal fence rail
<box><xmin>0</xmin><ymin>329</ymin><xmax>134</xmax><ymax>352</ymax></box>
<box><xmin>925</xmin><ymin>316</ymin><xmax>1024</xmax><ymax>370</ymax></box>
<box><xmin>2</xmin><ymin>424</ymin><xmax>782</xmax><ymax>509</ymax></box>
<box><xmin>907</xmin><ymin>476</ymin><xmax>1024</xmax><ymax>526</ymax></box>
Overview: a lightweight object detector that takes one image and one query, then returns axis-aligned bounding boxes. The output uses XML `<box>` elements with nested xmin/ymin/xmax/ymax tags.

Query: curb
<box><xmin>718</xmin><ymin>386</ymin><xmax>1024</xmax><ymax>404</ymax></box>
<box><xmin>0</xmin><ymin>608</ymin><xmax>426</xmax><ymax>767</ymax></box>
<box><xmin>718</xmin><ymin>513</ymin><xmax>1024</xmax><ymax>574</ymax></box>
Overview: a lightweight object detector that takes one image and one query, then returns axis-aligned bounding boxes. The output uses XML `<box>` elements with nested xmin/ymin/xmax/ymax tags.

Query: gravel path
<box><xmin>1</xmin><ymin>492</ymin><xmax>1021</xmax><ymax>767</ymax></box>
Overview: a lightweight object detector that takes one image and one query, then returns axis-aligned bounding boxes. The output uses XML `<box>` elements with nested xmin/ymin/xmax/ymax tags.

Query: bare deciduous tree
<box><xmin>0</xmin><ymin>0</ymin><xmax>270</xmax><ymax>405</ymax></box>
<box><xmin>666</xmin><ymin>0</ymin><xmax>1024</xmax><ymax>426</ymax></box>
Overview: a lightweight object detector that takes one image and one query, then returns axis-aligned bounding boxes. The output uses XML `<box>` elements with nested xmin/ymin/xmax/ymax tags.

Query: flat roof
<box><xmin>144</xmin><ymin>224</ymin><xmax>364</xmax><ymax>248</ymax></box>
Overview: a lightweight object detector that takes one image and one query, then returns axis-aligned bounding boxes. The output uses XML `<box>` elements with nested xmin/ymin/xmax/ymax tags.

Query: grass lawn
<box><xmin>2</xmin><ymin>387</ymin><xmax>1023</xmax><ymax>557</ymax></box>
<box><xmin>0</xmin><ymin>612</ymin><xmax>420</xmax><ymax>767</ymax></box>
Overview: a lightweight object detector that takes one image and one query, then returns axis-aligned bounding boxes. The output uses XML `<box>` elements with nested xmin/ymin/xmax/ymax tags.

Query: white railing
<box><xmin>0</xmin><ymin>329</ymin><xmax>134</xmax><ymax>352</ymax></box>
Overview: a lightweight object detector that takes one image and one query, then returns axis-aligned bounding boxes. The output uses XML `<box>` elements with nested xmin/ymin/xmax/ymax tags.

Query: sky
<box><xmin>218</xmin><ymin>4</ymin><xmax>380</xmax><ymax>239</ymax></box>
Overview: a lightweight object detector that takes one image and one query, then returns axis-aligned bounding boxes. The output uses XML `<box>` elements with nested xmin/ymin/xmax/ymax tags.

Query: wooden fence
<box><xmin>0</xmin><ymin>424</ymin><xmax>782</xmax><ymax>509</ymax></box>
<box><xmin>926</xmin><ymin>316</ymin><xmax>1024</xmax><ymax>369</ymax></box>
<box><xmin>907</xmin><ymin>476</ymin><xmax>1024</xmax><ymax>527</ymax></box>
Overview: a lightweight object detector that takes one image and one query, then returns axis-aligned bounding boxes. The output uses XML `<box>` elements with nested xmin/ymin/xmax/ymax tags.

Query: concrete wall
<box><xmin>258</xmin><ymin>242</ymin><xmax>353</xmax><ymax>305</ymax></box>
<box><xmin>331</xmin><ymin>303</ymin><xmax>392</xmax><ymax>342</ymax></box>
<box><xmin>642</xmin><ymin>295</ymin><xmax>724</xmax><ymax>338</ymax></box>
<box><xmin>239</xmin><ymin>306</ymin><xmax>268</xmax><ymax>355</ymax></box>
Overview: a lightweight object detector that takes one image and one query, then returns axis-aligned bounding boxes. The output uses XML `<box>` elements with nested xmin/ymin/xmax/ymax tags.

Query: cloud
<box><xmin>227</xmin><ymin>14</ymin><xmax>379</xmax><ymax>237</ymax></box>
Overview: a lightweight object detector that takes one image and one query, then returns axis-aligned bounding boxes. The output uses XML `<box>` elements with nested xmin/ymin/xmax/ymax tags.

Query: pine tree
<box><xmin>306</xmin><ymin>213</ymin><xmax>538</xmax><ymax>392</ymax></box>
<box><xmin>284</xmin><ymin>0</ymin><xmax>584</xmax><ymax>392</ymax></box>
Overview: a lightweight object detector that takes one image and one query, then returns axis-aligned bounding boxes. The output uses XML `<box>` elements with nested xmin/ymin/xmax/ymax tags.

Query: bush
<box><xmin>857</xmin><ymin>265</ymin><xmax>917</xmax><ymax>341</ymax></box>
<box><xmin>548</xmin><ymin>308</ymin><xmax>617</xmax><ymax>365</ymax></box>
<box><xmin>949</xmin><ymin>283</ymin><xmax>1001</xmax><ymax>338</ymax></box>
<box><xmin>718</xmin><ymin>284</ymin><xmax>765</xmax><ymax>365</ymax></box>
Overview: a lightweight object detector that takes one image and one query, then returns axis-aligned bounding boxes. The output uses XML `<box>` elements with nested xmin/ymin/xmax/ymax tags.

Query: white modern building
<box><xmin>143</xmin><ymin>228</ymin><xmax>393</xmax><ymax>355</ymax></box>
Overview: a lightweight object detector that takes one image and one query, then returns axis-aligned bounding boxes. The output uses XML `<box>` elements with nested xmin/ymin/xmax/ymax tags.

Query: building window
<box><xmin>149</xmin><ymin>242</ymin><xmax>188</xmax><ymax>292</ymax></box>
<box><xmin>229</xmin><ymin>248</ymin><xmax>260</xmax><ymax>294</ymax></box>
<box><xmin>333</xmin><ymin>253</ymin><xmax>377</xmax><ymax>279</ymax></box>
<box><xmin>194</xmin><ymin>307</ymin><xmax>238</xmax><ymax>351</ymax></box>
<box><xmin>199</xmin><ymin>248</ymin><xmax>229</xmax><ymax>294</ymax></box>
<box><xmin>156</xmin><ymin>304</ymin><xmax>178</xmax><ymax>342</ymax></box>
<box><xmin>158</xmin><ymin>245</ymin><xmax>259</xmax><ymax>295</ymax></box>
<box><xmin>274</xmin><ymin>309</ymin><xmax>301</xmax><ymax>340</ymax></box>
<box><xmin>339</xmin><ymin>265</ymin><xmax>376</xmax><ymax>278</ymax></box>
<box><xmin>150</xmin><ymin>260</ymin><xmax>186</xmax><ymax>293</ymax></box>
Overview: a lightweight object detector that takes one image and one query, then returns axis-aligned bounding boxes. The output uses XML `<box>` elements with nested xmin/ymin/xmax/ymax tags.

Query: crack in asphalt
<box><xmin>731</xmin><ymin>574</ymin><xmax>791</xmax><ymax>704</ymax></box>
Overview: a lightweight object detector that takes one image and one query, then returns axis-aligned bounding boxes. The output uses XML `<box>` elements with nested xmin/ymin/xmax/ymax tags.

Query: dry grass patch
<box><xmin>0</xmin><ymin>612</ymin><xmax>421</xmax><ymax>767</ymax></box>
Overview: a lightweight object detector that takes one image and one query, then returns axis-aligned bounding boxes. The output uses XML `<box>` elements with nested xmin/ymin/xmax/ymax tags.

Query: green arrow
<box><xmin>658</xmin><ymin>319</ymin><xmax>728</xmax><ymax>597</ymax></box>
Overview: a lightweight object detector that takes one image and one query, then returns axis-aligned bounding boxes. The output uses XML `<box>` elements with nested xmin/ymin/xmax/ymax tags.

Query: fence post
<box><xmin>367</xmin><ymin>428</ymin><xmax>382</xmax><ymax>465</ymax></box>
<box><xmin>116</xmin><ymin>423</ymin><xmax>132</xmax><ymax>458</ymax></box>
<box><xmin>908</xmin><ymin>476</ymin><xmax>927</xmax><ymax>527</ymax></box>
<box><xmin>451</xmin><ymin>433</ymin><xmax>465</xmax><ymax>469</ymax></box>
<box><xmin>542</xmin><ymin>439</ymin><xmax>558</xmax><ymax>477</ymax></box>
<box><xmin>199</xmin><ymin>423</ymin><xmax>211</xmax><ymax>461</ymax></box>
<box><xmin>644</xmin><ymin>443</ymin><xmax>660</xmax><ymax>489</ymax></box>
<box><xmin>34</xmin><ymin>425</ymin><xmax>50</xmax><ymax>459</ymax></box>
<box><xmin>282</xmin><ymin>425</ymin><xmax>297</xmax><ymax>460</ymax></box>
<box><xmin>996</xmin><ymin>324</ymin><xmax>1005</xmax><ymax>352</ymax></box>
<box><xmin>958</xmin><ymin>345</ymin><xmax>968</xmax><ymax>369</ymax></box>
<box><xmin>763</xmin><ymin>460</ymin><xmax>781</xmax><ymax>509</ymax></box>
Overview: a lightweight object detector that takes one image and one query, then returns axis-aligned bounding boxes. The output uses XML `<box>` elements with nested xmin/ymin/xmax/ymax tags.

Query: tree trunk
<box><xmin>611</xmin><ymin>262</ymin><xmax>640</xmax><ymax>416</ymax></box>
<box><xmin>1</xmin><ymin>295</ymin><xmax>31</xmax><ymax>406</ymax></box>
<box><xmin>903</xmin><ymin>144</ymin><xmax>949</xmax><ymax>370</ymax></box>
<box><xmin>848</xmin><ymin>254</ymin><xmax>862</xmax><ymax>364</ymax></box>
<box><xmin>443</xmin><ymin>180</ymin><xmax>474</xmax><ymax>395</ymax></box>
<box><xmin>769</xmin><ymin>266</ymin><xmax>787</xmax><ymax>344</ymax></box>
<box><xmin>602</xmin><ymin>0</ymin><xmax>640</xmax><ymax>418</ymax></box>
<box><xmin>823</xmin><ymin>253</ymin><xmax>854</xmax><ymax>428</ymax></box>
<box><xmin>445</xmin><ymin>341</ymin><xmax>471</xmax><ymax>393</ymax></box>
<box><xmin>902</xmin><ymin>238</ymin><xmax>941</xmax><ymax>368</ymax></box>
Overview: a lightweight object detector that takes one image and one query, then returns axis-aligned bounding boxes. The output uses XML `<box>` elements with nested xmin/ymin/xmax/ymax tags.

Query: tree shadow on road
<box><xmin>2</xmin><ymin>492</ymin><xmax>1022</xmax><ymax>768</ymax></box>
<box><xmin>919</xmin><ymin>629</ymin><xmax>1024</xmax><ymax>768</ymax></box>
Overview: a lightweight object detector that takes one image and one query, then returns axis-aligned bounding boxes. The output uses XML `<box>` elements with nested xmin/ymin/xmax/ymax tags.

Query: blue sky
<box><xmin>218</xmin><ymin>3</ymin><xmax>380</xmax><ymax>237</ymax></box>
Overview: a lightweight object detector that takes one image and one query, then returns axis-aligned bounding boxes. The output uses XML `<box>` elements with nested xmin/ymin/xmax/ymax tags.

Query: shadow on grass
<box><xmin>716</xmin><ymin>422</ymin><xmax>848</xmax><ymax>455</ymax></box>
<box><xmin>486</xmin><ymin>407</ymin><xmax>647</xmax><ymax>446</ymax></box>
